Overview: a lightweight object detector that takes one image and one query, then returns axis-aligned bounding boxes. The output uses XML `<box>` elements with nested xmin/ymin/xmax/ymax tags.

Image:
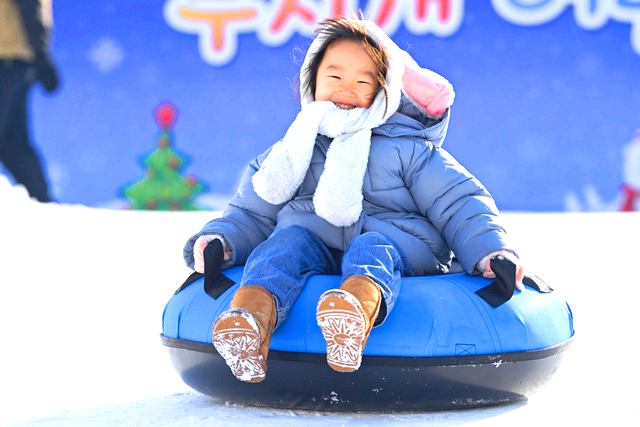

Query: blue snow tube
<box><xmin>161</xmin><ymin>250</ymin><xmax>574</xmax><ymax>411</ymax></box>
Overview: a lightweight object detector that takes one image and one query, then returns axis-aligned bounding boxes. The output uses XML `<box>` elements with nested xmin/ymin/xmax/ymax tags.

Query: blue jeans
<box><xmin>240</xmin><ymin>225</ymin><xmax>413</xmax><ymax>328</ymax></box>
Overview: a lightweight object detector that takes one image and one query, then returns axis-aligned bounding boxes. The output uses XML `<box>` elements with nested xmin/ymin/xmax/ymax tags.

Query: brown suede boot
<box><xmin>316</xmin><ymin>275</ymin><xmax>382</xmax><ymax>372</ymax></box>
<box><xmin>212</xmin><ymin>285</ymin><xmax>277</xmax><ymax>383</ymax></box>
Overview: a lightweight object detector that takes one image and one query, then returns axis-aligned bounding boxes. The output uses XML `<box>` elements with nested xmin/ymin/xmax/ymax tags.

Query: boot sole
<box><xmin>212</xmin><ymin>309</ymin><xmax>267</xmax><ymax>383</ymax></box>
<box><xmin>316</xmin><ymin>290</ymin><xmax>366</xmax><ymax>373</ymax></box>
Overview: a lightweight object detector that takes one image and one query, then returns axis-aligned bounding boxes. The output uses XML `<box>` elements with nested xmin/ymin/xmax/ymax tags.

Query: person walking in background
<box><xmin>0</xmin><ymin>0</ymin><xmax>60</xmax><ymax>202</ymax></box>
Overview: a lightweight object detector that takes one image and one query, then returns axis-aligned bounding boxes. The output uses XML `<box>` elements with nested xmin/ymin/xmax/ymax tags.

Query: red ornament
<box><xmin>168</xmin><ymin>156</ymin><xmax>181</xmax><ymax>170</ymax></box>
<box><xmin>185</xmin><ymin>174</ymin><xmax>198</xmax><ymax>186</ymax></box>
<box><xmin>154</xmin><ymin>102</ymin><xmax>178</xmax><ymax>131</ymax></box>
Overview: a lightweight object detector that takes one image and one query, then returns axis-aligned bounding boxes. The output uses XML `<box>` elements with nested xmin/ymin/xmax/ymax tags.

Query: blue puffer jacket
<box><xmin>184</xmin><ymin>96</ymin><xmax>512</xmax><ymax>276</ymax></box>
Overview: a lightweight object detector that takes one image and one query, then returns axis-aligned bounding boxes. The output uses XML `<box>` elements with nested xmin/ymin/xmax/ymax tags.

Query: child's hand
<box><xmin>402</xmin><ymin>62</ymin><xmax>454</xmax><ymax>117</ymax></box>
<box><xmin>193</xmin><ymin>234</ymin><xmax>231</xmax><ymax>273</ymax></box>
<box><xmin>477</xmin><ymin>250</ymin><xmax>525</xmax><ymax>291</ymax></box>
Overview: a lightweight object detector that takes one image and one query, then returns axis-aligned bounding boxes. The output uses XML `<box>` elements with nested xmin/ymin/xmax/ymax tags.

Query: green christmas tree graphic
<box><xmin>124</xmin><ymin>102</ymin><xmax>205</xmax><ymax>210</ymax></box>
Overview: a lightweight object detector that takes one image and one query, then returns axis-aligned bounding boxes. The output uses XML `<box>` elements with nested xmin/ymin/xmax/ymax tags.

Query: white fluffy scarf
<box><xmin>252</xmin><ymin>20</ymin><xmax>405</xmax><ymax>227</ymax></box>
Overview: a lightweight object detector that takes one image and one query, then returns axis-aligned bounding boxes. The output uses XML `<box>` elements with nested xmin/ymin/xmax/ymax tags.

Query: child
<box><xmin>184</xmin><ymin>17</ymin><xmax>524</xmax><ymax>383</ymax></box>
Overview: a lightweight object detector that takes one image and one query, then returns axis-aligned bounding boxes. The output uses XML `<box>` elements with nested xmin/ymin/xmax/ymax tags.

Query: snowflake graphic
<box><xmin>87</xmin><ymin>36</ymin><xmax>125</xmax><ymax>73</ymax></box>
<box><xmin>318</xmin><ymin>308</ymin><xmax>365</xmax><ymax>371</ymax></box>
<box><xmin>213</xmin><ymin>326</ymin><xmax>265</xmax><ymax>382</ymax></box>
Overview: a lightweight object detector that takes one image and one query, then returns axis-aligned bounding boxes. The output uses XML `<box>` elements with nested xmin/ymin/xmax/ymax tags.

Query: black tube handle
<box><xmin>475</xmin><ymin>255</ymin><xmax>517</xmax><ymax>307</ymax></box>
<box><xmin>476</xmin><ymin>255</ymin><xmax>553</xmax><ymax>307</ymax></box>
<box><xmin>203</xmin><ymin>238</ymin><xmax>235</xmax><ymax>299</ymax></box>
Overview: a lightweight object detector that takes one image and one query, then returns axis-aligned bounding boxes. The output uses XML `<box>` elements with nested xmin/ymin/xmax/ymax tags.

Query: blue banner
<box><xmin>9</xmin><ymin>0</ymin><xmax>640</xmax><ymax>211</ymax></box>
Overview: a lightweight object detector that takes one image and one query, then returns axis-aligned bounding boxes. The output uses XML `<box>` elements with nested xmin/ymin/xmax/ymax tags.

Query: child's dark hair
<box><xmin>302</xmin><ymin>17</ymin><xmax>389</xmax><ymax>113</ymax></box>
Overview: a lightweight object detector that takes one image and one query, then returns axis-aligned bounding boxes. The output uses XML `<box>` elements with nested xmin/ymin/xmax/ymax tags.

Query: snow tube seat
<box><xmin>161</xmin><ymin>261</ymin><xmax>574</xmax><ymax>412</ymax></box>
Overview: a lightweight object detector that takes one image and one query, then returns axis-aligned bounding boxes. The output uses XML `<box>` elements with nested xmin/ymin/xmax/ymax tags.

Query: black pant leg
<box><xmin>0</xmin><ymin>61</ymin><xmax>52</xmax><ymax>202</ymax></box>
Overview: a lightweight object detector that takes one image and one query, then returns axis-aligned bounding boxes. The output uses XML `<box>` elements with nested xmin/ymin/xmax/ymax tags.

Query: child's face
<box><xmin>314</xmin><ymin>39</ymin><xmax>379</xmax><ymax>110</ymax></box>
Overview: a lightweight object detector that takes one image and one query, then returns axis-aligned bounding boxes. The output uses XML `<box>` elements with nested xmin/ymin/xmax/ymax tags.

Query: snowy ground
<box><xmin>1</xmin><ymin>174</ymin><xmax>639</xmax><ymax>426</ymax></box>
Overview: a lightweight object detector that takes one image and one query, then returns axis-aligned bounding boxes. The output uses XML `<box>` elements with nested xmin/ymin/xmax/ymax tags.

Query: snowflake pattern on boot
<box><xmin>212</xmin><ymin>309</ymin><xmax>267</xmax><ymax>382</ymax></box>
<box><xmin>317</xmin><ymin>290</ymin><xmax>367</xmax><ymax>372</ymax></box>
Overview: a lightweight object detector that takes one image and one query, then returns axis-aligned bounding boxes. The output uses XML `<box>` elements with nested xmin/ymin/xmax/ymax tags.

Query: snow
<box><xmin>1</xmin><ymin>174</ymin><xmax>639</xmax><ymax>426</ymax></box>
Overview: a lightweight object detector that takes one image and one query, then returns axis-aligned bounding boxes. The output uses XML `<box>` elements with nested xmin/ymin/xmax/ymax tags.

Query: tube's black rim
<box><xmin>160</xmin><ymin>334</ymin><xmax>574</xmax><ymax>367</ymax></box>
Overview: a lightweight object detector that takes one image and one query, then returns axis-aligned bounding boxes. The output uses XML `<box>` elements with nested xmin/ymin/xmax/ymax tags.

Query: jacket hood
<box><xmin>299</xmin><ymin>19</ymin><xmax>451</xmax><ymax>145</ymax></box>
<box><xmin>372</xmin><ymin>94</ymin><xmax>449</xmax><ymax>148</ymax></box>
